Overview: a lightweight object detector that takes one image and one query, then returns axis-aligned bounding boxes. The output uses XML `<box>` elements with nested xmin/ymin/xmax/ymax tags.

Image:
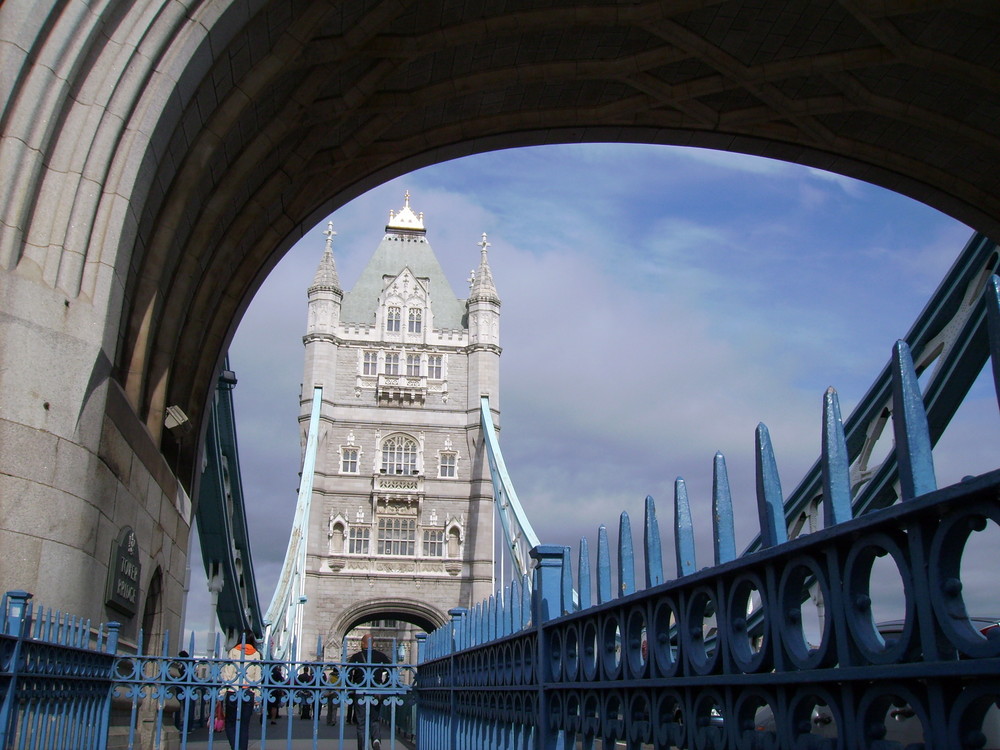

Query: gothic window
<box><xmin>384</xmin><ymin>352</ymin><xmax>400</xmax><ymax>375</ymax></box>
<box><xmin>363</xmin><ymin>351</ymin><xmax>378</xmax><ymax>375</ymax></box>
<box><xmin>341</xmin><ymin>448</ymin><xmax>359</xmax><ymax>473</ymax></box>
<box><xmin>408</xmin><ymin>309</ymin><xmax>422</xmax><ymax>333</ymax></box>
<box><xmin>422</xmin><ymin>529</ymin><xmax>444</xmax><ymax>557</ymax></box>
<box><xmin>348</xmin><ymin>525</ymin><xmax>370</xmax><ymax>555</ymax></box>
<box><xmin>439</xmin><ymin>452</ymin><xmax>456</xmax><ymax>478</ymax></box>
<box><xmin>406</xmin><ymin>353</ymin><xmax>421</xmax><ymax>377</ymax></box>
<box><xmin>387</xmin><ymin>307</ymin><xmax>401</xmax><ymax>332</ymax></box>
<box><xmin>427</xmin><ymin>355</ymin><xmax>443</xmax><ymax>379</ymax></box>
<box><xmin>381</xmin><ymin>435</ymin><xmax>417</xmax><ymax>474</ymax></box>
<box><xmin>377</xmin><ymin>517</ymin><xmax>416</xmax><ymax>556</ymax></box>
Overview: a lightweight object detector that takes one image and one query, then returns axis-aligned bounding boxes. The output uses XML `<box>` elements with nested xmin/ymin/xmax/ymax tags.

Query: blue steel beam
<box><xmin>195</xmin><ymin>359</ymin><xmax>264</xmax><ymax>639</ymax></box>
<box><xmin>748</xmin><ymin>231</ymin><xmax>1000</xmax><ymax>553</ymax></box>
<box><xmin>480</xmin><ymin>396</ymin><xmax>541</xmax><ymax>584</ymax></box>
<box><xmin>264</xmin><ymin>386</ymin><xmax>324</xmax><ymax>661</ymax></box>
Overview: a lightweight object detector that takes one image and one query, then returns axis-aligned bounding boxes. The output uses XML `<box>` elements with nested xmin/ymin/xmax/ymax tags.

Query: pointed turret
<box><xmin>466</xmin><ymin>232</ymin><xmax>501</xmax><ymax>411</ymax></box>
<box><xmin>310</xmin><ymin>221</ymin><xmax>342</xmax><ymax>293</ymax></box>
<box><xmin>302</xmin><ymin>222</ymin><xmax>343</xmax><ymax>399</ymax></box>
<box><xmin>306</xmin><ymin>222</ymin><xmax>343</xmax><ymax>334</ymax></box>
<box><xmin>468</xmin><ymin>233</ymin><xmax>499</xmax><ymax>304</ymax></box>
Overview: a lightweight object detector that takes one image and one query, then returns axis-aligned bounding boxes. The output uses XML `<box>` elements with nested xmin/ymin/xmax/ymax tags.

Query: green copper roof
<box><xmin>341</xmin><ymin>231</ymin><xmax>468</xmax><ymax>330</ymax></box>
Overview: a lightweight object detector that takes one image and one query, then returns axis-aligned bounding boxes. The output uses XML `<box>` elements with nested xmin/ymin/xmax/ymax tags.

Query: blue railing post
<box><xmin>1</xmin><ymin>591</ymin><xmax>33</xmax><ymax>748</ymax></box>
<box><xmin>447</xmin><ymin>608</ymin><xmax>466</xmax><ymax>748</ymax></box>
<box><xmin>2</xmin><ymin>590</ymin><xmax>31</xmax><ymax>636</ymax></box>
<box><xmin>530</xmin><ymin>545</ymin><xmax>567</xmax><ymax>750</ymax></box>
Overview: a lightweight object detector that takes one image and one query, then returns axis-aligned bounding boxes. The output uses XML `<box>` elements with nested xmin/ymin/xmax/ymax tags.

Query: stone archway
<box><xmin>3</xmin><ymin>0</ymin><xmax>1000</xmax><ymax>627</ymax></box>
<box><xmin>324</xmin><ymin>597</ymin><xmax>448</xmax><ymax>658</ymax></box>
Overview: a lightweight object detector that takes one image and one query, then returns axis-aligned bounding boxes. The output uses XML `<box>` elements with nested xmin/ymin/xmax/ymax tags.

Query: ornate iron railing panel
<box><xmin>1</xmin><ymin>599</ymin><xmax>416</xmax><ymax>749</ymax></box>
<box><xmin>109</xmin><ymin>635</ymin><xmax>415</xmax><ymax>750</ymax></box>
<box><xmin>0</xmin><ymin>590</ymin><xmax>120</xmax><ymax>749</ymax></box>
<box><xmin>415</xmin><ymin>279</ymin><xmax>1000</xmax><ymax>749</ymax></box>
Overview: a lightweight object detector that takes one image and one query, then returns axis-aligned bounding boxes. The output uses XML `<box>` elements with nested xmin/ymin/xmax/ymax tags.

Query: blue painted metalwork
<box><xmin>821</xmin><ymin>388</ymin><xmax>852</xmax><ymax>527</ymax></box>
<box><xmin>196</xmin><ymin>361</ymin><xmax>265</xmax><ymax>639</ymax></box>
<box><xmin>1</xmin><ymin>590</ymin><xmax>415</xmax><ymax>749</ymax></box>
<box><xmin>754</xmin><ymin>423</ymin><xmax>787</xmax><ymax>548</ymax></box>
<box><xmin>480</xmin><ymin>396</ymin><xmax>542</xmax><ymax>584</ymax></box>
<box><xmin>892</xmin><ymin>340</ymin><xmax>937</xmax><ymax>500</ymax></box>
<box><xmin>673</xmin><ymin>478</ymin><xmax>696</xmax><ymax>576</ymax></box>
<box><xmin>758</xmin><ymin>231</ymin><xmax>1000</xmax><ymax>550</ymax></box>
<box><xmin>712</xmin><ymin>453</ymin><xmax>736</xmax><ymax>564</ymax></box>
<box><xmin>1</xmin><ymin>591</ymin><xmax>119</xmax><ymax>749</ymax></box>
<box><xmin>265</xmin><ymin>386</ymin><xmax>324</xmax><ymax>661</ymax></box>
<box><xmin>643</xmin><ymin>496</ymin><xmax>664</xmax><ymax>589</ymax></box>
<box><xmin>109</xmin><ymin>632</ymin><xmax>415</xmax><ymax>750</ymax></box>
<box><xmin>415</xmin><ymin>275</ymin><xmax>1000</xmax><ymax>750</ymax></box>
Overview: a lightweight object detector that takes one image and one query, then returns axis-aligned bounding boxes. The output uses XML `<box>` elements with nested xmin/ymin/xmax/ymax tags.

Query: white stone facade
<box><xmin>297</xmin><ymin>202</ymin><xmax>501</xmax><ymax>655</ymax></box>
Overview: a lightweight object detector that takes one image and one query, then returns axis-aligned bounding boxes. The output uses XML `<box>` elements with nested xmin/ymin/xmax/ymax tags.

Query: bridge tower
<box><xmin>297</xmin><ymin>195</ymin><xmax>498</xmax><ymax>658</ymax></box>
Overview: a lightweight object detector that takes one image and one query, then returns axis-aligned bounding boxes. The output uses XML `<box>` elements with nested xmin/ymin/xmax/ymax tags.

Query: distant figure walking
<box><xmin>220</xmin><ymin>631</ymin><xmax>262</xmax><ymax>750</ymax></box>
<box><xmin>347</xmin><ymin>634</ymin><xmax>391</xmax><ymax>750</ymax></box>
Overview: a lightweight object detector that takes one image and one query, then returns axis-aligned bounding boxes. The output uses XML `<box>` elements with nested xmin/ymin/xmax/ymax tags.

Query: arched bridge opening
<box><xmin>324</xmin><ymin>598</ymin><xmax>448</xmax><ymax>661</ymax></box>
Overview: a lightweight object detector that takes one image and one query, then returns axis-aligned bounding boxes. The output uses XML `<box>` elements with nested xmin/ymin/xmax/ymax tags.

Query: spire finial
<box><xmin>404</xmin><ymin>190</ymin><xmax>411</xmax><ymax>208</ymax></box>
<box><xmin>323</xmin><ymin>220</ymin><xmax>336</xmax><ymax>252</ymax></box>
<box><xmin>479</xmin><ymin>232</ymin><xmax>490</xmax><ymax>259</ymax></box>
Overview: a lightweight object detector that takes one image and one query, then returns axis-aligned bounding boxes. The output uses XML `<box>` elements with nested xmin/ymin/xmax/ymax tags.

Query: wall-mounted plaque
<box><xmin>105</xmin><ymin>526</ymin><xmax>140</xmax><ymax>617</ymax></box>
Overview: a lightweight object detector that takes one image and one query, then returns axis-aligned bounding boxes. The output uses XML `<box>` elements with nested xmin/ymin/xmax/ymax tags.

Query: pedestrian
<box><xmin>170</xmin><ymin>650</ymin><xmax>194</xmax><ymax>734</ymax></box>
<box><xmin>296</xmin><ymin>665</ymin><xmax>315</xmax><ymax>720</ymax></box>
<box><xmin>267</xmin><ymin>663</ymin><xmax>286</xmax><ymax>724</ymax></box>
<box><xmin>220</xmin><ymin>630</ymin><xmax>262</xmax><ymax>750</ymax></box>
<box><xmin>323</xmin><ymin>666</ymin><xmax>340</xmax><ymax>725</ymax></box>
<box><xmin>347</xmin><ymin>634</ymin><xmax>391</xmax><ymax>750</ymax></box>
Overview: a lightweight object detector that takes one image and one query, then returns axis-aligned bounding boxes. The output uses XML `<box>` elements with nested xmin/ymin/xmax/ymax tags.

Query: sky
<box><xmin>182</xmin><ymin>143</ymin><xmax>1000</xmax><ymax>648</ymax></box>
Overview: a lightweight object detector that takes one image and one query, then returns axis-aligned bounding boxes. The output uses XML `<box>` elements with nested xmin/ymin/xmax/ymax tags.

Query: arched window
<box><xmin>381</xmin><ymin>434</ymin><xmax>417</xmax><ymax>474</ymax></box>
<box><xmin>386</xmin><ymin>306</ymin><xmax>401</xmax><ymax>332</ymax></box>
<box><xmin>408</xmin><ymin>308</ymin><xmax>422</xmax><ymax>333</ymax></box>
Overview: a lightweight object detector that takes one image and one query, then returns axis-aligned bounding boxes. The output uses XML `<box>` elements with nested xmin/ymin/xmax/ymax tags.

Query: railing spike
<box><xmin>712</xmin><ymin>453</ymin><xmax>737</xmax><ymax>564</ymax></box>
<box><xmin>822</xmin><ymin>387</ymin><xmax>852</xmax><ymax>525</ymax></box>
<box><xmin>521</xmin><ymin>574</ymin><xmax>531</xmax><ymax>629</ymax></box>
<box><xmin>674</xmin><ymin>477</ymin><xmax>696</xmax><ymax>576</ymax></box>
<box><xmin>643</xmin><ymin>495</ymin><xmax>663</xmax><ymax>588</ymax></box>
<box><xmin>618</xmin><ymin>512</ymin><xmax>636</xmax><ymax>597</ymax></box>
<box><xmin>495</xmin><ymin>590</ymin><xmax>503</xmax><ymax>637</ymax></box>
<box><xmin>891</xmin><ymin>340</ymin><xmax>937</xmax><ymax>499</ymax></box>
<box><xmin>511</xmin><ymin>576</ymin><xmax>521</xmax><ymax>634</ymax></box>
<box><xmin>755</xmin><ymin>423</ymin><xmax>788</xmax><ymax>547</ymax></box>
<box><xmin>578</xmin><ymin>537</ymin><xmax>591</xmax><ymax>611</ymax></box>
<box><xmin>507</xmin><ymin>579</ymin><xmax>516</xmax><ymax>635</ymax></box>
<box><xmin>488</xmin><ymin>595</ymin><xmax>496</xmax><ymax>641</ymax></box>
<box><xmin>561</xmin><ymin>546</ymin><xmax>573</xmax><ymax>614</ymax></box>
<box><xmin>597</xmin><ymin>525</ymin><xmax>612</xmax><ymax>604</ymax></box>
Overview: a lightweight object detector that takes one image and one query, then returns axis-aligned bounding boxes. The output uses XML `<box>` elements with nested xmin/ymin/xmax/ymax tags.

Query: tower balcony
<box><xmin>373</xmin><ymin>473</ymin><xmax>424</xmax><ymax>493</ymax></box>
<box><xmin>377</xmin><ymin>373</ymin><xmax>427</xmax><ymax>405</ymax></box>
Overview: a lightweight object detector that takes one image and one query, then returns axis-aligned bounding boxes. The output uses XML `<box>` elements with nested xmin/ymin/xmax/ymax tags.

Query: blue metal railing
<box><xmin>111</xmin><ymin>636</ymin><xmax>415</xmax><ymax>750</ymax></box>
<box><xmin>1</xmin><ymin>601</ymin><xmax>415</xmax><ymax>749</ymax></box>
<box><xmin>0</xmin><ymin>591</ymin><xmax>120</xmax><ymax>749</ymax></box>
<box><xmin>414</xmin><ymin>279</ymin><xmax>1000</xmax><ymax>749</ymax></box>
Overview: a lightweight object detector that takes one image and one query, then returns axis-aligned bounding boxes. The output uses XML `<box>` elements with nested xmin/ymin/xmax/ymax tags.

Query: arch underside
<box><xmin>329</xmin><ymin>597</ymin><xmax>448</xmax><ymax>646</ymax></box>
<box><xmin>6</xmin><ymin>2</ymin><xmax>1000</xmax><ymax>488</ymax></box>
